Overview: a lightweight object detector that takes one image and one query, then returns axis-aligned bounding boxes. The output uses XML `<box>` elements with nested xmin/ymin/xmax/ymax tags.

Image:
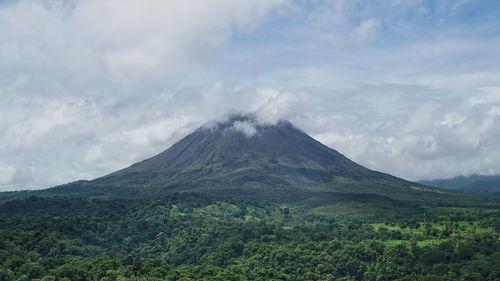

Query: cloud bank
<box><xmin>0</xmin><ymin>0</ymin><xmax>284</xmax><ymax>85</ymax></box>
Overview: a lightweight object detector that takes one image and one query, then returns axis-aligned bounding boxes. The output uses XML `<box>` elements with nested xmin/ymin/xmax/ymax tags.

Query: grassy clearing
<box><xmin>371</xmin><ymin>206</ymin><xmax>497</xmax><ymax>247</ymax></box>
<box><xmin>372</xmin><ymin>221</ymin><xmax>491</xmax><ymax>235</ymax></box>
<box><xmin>380</xmin><ymin>239</ymin><xmax>441</xmax><ymax>247</ymax></box>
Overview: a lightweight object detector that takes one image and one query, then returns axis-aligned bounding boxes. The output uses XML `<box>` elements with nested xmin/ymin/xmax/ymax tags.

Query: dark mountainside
<box><xmin>97</xmin><ymin>115</ymin><xmax>382</xmax><ymax>188</ymax></box>
<box><xmin>420</xmin><ymin>174</ymin><xmax>500</xmax><ymax>195</ymax></box>
<box><xmin>41</xmin><ymin>114</ymin><xmax>495</xmax><ymax>211</ymax></box>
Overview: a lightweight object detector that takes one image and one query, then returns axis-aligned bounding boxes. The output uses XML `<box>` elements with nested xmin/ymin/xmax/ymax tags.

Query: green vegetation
<box><xmin>1</xmin><ymin>193</ymin><xmax>499</xmax><ymax>281</ymax></box>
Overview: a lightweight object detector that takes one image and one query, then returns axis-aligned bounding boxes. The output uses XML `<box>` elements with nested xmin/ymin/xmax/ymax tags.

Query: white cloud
<box><xmin>251</xmin><ymin>89</ymin><xmax>308</xmax><ymax>124</ymax></box>
<box><xmin>352</xmin><ymin>18</ymin><xmax>381</xmax><ymax>43</ymax></box>
<box><xmin>0</xmin><ymin>162</ymin><xmax>16</xmax><ymax>186</ymax></box>
<box><xmin>468</xmin><ymin>87</ymin><xmax>500</xmax><ymax>105</ymax></box>
<box><xmin>438</xmin><ymin>112</ymin><xmax>467</xmax><ymax>128</ymax></box>
<box><xmin>232</xmin><ymin>121</ymin><xmax>258</xmax><ymax>137</ymax></box>
<box><xmin>0</xmin><ymin>0</ymin><xmax>285</xmax><ymax>85</ymax></box>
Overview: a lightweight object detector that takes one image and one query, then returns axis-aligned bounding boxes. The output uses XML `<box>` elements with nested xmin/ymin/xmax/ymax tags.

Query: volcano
<box><xmin>50</xmin><ymin>115</ymin><xmax>436</xmax><ymax>205</ymax></box>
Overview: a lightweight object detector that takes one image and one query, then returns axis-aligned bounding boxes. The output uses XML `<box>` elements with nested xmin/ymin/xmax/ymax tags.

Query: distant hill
<box><xmin>420</xmin><ymin>175</ymin><xmax>500</xmax><ymax>195</ymax></box>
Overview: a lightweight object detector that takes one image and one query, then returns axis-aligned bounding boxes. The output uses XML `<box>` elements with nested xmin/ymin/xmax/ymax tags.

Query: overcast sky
<box><xmin>1</xmin><ymin>0</ymin><xmax>500</xmax><ymax>191</ymax></box>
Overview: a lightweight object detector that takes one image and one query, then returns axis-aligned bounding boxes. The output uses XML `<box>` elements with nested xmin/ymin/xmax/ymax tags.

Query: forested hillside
<box><xmin>1</xmin><ymin>193</ymin><xmax>499</xmax><ymax>280</ymax></box>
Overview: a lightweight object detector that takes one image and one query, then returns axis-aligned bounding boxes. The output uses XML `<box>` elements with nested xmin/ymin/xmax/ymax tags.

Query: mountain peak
<box><xmin>53</xmin><ymin>115</ymin><xmax>418</xmax><ymax>202</ymax></box>
<box><xmin>90</xmin><ymin>115</ymin><xmax>401</xmax><ymax>190</ymax></box>
<box><xmin>201</xmin><ymin>114</ymin><xmax>293</xmax><ymax>137</ymax></box>
<box><xmin>225</xmin><ymin>113</ymin><xmax>257</xmax><ymax>124</ymax></box>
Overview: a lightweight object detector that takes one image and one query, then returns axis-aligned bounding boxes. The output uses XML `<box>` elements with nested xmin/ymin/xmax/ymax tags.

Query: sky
<box><xmin>1</xmin><ymin>0</ymin><xmax>500</xmax><ymax>191</ymax></box>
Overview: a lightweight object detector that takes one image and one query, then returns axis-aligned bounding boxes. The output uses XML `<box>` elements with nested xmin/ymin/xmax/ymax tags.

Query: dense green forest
<box><xmin>1</xmin><ymin>193</ymin><xmax>499</xmax><ymax>281</ymax></box>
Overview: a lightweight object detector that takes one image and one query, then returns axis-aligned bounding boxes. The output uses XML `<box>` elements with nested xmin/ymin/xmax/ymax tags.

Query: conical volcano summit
<box><xmin>49</xmin><ymin>115</ymin><xmax>440</xmax><ymax>206</ymax></box>
<box><xmin>99</xmin><ymin>115</ymin><xmax>391</xmax><ymax>187</ymax></box>
<box><xmin>49</xmin><ymin>114</ymin><xmax>440</xmax><ymax>205</ymax></box>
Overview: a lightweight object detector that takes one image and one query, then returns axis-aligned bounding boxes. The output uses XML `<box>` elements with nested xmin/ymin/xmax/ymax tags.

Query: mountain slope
<box><xmin>46</xmin><ymin>115</ymin><xmax>478</xmax><ymax>210</ymax></box>
<box><xmin>97</xmin><ymin>115</ymin><xmax>394</xmax><ymax>188</ymax></box>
